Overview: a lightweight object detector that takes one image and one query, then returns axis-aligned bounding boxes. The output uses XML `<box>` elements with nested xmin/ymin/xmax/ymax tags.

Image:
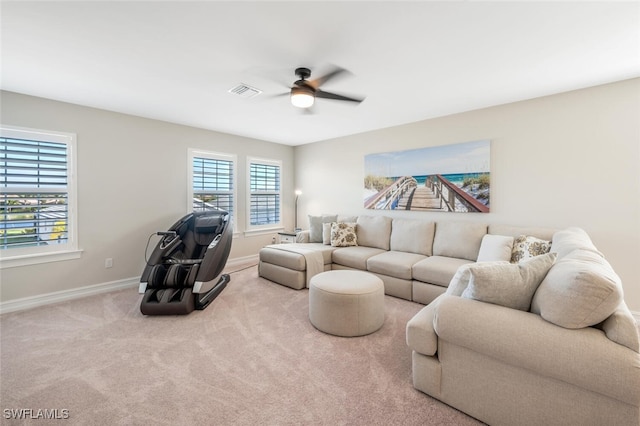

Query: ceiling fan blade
<box><xmin>316</xmin><ymin>89</ymin><xmax>364</xmax><ymax>103</ymax></box>
<box><xmin>308</xmin><ymin>66</ymin><xmax>349</xmax><ymax>89</ymax></box>
<box><xmin>263</xmin><ymin>91</ymin><xmax>290</xmax><ymax>99</ymax></box>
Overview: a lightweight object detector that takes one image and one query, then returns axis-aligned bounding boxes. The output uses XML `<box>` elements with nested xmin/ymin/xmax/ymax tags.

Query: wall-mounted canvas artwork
<box><xmin>364</xmin><ymin>140</ymin><xmax>490</xmax><ymax>212</ymax></box>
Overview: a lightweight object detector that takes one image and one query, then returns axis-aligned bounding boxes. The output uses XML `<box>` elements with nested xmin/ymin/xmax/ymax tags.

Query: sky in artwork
<box><xmin>364</xmin><ymin>140</ymin><xmax>490</xmax><ymax>177</ymax></box>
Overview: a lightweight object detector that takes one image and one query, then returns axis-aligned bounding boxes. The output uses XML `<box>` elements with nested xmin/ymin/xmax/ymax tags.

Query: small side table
<box><xmin>277</xmin><ymin>231</ymin><xmax>298</xmax><ymax>244</ymax></box>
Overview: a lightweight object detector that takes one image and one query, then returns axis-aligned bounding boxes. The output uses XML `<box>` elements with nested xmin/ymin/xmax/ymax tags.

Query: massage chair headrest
<box><xmin>193</xmin><ymin>214</ymin><xmax>224</xmax><ymax>245</ymax></box>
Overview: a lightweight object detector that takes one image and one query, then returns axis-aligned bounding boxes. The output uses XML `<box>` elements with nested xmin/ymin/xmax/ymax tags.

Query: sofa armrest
<box><xmin>296</xmin><ymin>230</ymin><xmax>310</xmax><ymax>243</ymax></box>
<box><xmin>433</xmin><ymin>296</ymin><xmax>640</xmax><ymax>405</ymax></box>
<box><xmin>406</xmin><ymin>294</ymin><xmax>445</xmax><ymax>356</ymax></box>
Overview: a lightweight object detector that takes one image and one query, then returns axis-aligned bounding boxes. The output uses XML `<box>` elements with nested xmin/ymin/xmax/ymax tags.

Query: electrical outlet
<box><xmin>105</xmin><ymin>258</ymin><xmax>113</xmax><ymax>268</ymax></box>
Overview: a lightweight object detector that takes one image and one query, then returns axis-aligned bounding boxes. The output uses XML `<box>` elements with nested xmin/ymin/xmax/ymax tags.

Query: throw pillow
<box><xmin>477</xmin><ymin>234</ymin><xmax>514</xmax><ymax>262</ymax></box>
<box><xmin>330</xmin><ymin>222</ymin><xmax>358</xmax><ymax>247</ymax></box>
<box><xmin>308</xmin><ymin>214</ymin><xmax>337</xmax><ymax>243</ymax></box>
<box><xmin>530</xmin><ymin>249</ymin><xmax>623</xmax><ymax>329</ymax></box>
<box><xmin>446</xmin><ymin>264</ymin><xmax>474</xmax><ymax>296</ymax></box>
<box><xmin>322</xmin><ymin>222</ymin><xmax>332</xmax><ymax>245</ymax></box>
<box><xmin>461</xmin><ymin>252</ymin><xmax>557</xmax><ymax>311</ymax></box>
<box><xmin>510</xmin><ymin>235</ymin><xmax>551</xmax><ymax>263</ymax></box>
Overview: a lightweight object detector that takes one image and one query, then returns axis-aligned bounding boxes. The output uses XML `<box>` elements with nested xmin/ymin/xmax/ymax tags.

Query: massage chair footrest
<box><xmin>140</xmin><ymin>274</ymin><xmax>230</xmax><ymax>315</ymax></box>
<box><xmin>140</xmin><ymin>287</ymin><xmax>196</xmax><ymax>315</ymax></box>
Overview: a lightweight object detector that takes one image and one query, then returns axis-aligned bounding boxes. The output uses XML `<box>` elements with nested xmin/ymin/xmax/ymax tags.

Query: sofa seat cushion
<box><xmin>412</xmin><ymin>256</ymin><xmax>474</xmax><ymax>287</ymax></box>
<box><xmin>531</xmin><ymin>249</ymin><xmax>623</xmax><ymax>329</ymax></box>
<box><xmin>332</xmin><ymin>246</ymin><xmax>386</xmax><ymax>270</ymax></box>
<box><xmin>259</xmin><ymin>243</ymin><xmax>334</xmax><ymax>271</ymax></box>
<box><xmin>367</xmin><ymin>251</ymin><xmax>427</xmax><ymax>280</ymax></box>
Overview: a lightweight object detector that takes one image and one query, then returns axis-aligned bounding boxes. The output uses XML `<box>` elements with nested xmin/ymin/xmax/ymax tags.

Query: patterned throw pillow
<box><xmin>330</xmin><ymin>222</ymin><xmax>358</xmax><ymax>247</ymax></box>
<box><xmin>511</xmin><ymin>235</ymin><xmax>552</xmax><ymax>263</ymax></box>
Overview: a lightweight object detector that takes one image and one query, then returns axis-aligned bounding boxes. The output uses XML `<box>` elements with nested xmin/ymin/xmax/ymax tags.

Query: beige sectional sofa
<box><xmin>258</xmin><ymin>215</ymin><xmax>640</xmax><ymax>426</ymax></box>
<box><xmin>259</xmin><ymin>214</ymin><xmax>555</xmax><ymax>304</ymax></box>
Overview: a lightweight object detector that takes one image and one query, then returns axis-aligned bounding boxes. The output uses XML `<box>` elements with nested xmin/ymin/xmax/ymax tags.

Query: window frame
<box><xmin>0</xmin><ymin>125</ymin><xmax>81</xmax><ymax>269</ymax></box>
<box><xmin>187</xmin><ymin>148</ymin><xmax>237</xmax><ymax>233</ymax></box>
<box><xmin>246</xmin><ymin>157</ymin><xmax>282</xmax><ymax>233</ymax></box>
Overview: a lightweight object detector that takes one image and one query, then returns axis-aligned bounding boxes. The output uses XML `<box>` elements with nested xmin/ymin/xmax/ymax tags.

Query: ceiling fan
<box><xmin>288</xmin><ymin>67</ymin><xmax>365</xmax><ymax>109</ymax></box>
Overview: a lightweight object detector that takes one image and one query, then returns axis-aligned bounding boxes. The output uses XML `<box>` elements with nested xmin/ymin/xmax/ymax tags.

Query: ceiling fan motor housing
<box><xmin>295</xmin><ymin>67</ymin><xmax>312</xmax><ymax>80</ymax></box>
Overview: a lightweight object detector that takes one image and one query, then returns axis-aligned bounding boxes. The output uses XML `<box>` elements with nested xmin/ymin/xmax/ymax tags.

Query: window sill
<box><xmin>0</xmin><ymin>249</ymin><xmax>84</xmax><ymax>269</ymax></box>
<box><xmin>243</xmin><ymin>227</ymin><xmax>284</xmax><ymax>237</ymax></box>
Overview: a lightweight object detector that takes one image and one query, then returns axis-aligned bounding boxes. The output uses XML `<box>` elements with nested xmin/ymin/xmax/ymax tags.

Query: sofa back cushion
<box><xmin>356</xmin><ymin>215</ymin><xmax>392</xmax><ymax>250</ymax></box>
<box><xmin>531</xmin><ymin>249</ymin><xmax>623</xmax><ymax>329</ymax></box>
<box><xmin>390</xmin><ymin>219</ymin><xmax>435</xmax><ymax>256</ymax></box>
<box><xmin>551</xmin><ymin>227</ymin><xmax>602</xmax><ymax>259</ymax></box>
<box><xmin>433</xmin><ymin>221</ymin><xmax>487</xmax><ymax>261</ymax></box>
<box><xmin>488</xmin><ymin>224</ymin><xmax>555</xmax><ymax>241</ymax></box>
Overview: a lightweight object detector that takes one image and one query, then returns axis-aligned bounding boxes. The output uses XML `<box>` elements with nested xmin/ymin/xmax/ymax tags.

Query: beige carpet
<box><xmin>1</xmin><ymin>264</ymin><xmax>483</xmax><ymax>426</ymax></box>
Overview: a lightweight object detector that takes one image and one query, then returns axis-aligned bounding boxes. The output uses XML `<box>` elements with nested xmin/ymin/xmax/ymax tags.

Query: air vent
<box><xmin>228</xmin><ymin>83</ymin><xmax>262</xmax><ymax>99</ymax></box>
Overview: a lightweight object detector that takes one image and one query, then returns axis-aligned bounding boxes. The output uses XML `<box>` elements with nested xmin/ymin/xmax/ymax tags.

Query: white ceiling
<box><xmin>2</xmin><ymin>1</ymin><xmax>639</xmax><ymax>146</ymax></box>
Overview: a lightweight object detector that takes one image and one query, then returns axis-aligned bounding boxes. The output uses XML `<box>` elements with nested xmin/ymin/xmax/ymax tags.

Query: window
<box><xmin>248</xmin><ymin>157</ymin><xmax>281</xmax><ymax>230</ymax></box>
<box><xmin>1</xmin><ymin>125</ymin><xmax>79</xmax><ymax>267</ymax></box>
<box><xmin>188</xmin><ymin>149</ymin><xmax>236</xmax><ymax>230</ymax></box>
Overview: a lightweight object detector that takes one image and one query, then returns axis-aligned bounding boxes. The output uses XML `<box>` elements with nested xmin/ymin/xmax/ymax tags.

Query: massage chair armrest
<box><xmin>433</xmin><ymin>296</ymin><xmax>640</xmax><ymax>405</ymax></box>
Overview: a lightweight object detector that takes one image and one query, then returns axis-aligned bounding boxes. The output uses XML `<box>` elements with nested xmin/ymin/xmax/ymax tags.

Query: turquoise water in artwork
<box><xmin>408</xmin><ymin>173</ymin><xmax>482</xmax><ymax>186</ymax></box>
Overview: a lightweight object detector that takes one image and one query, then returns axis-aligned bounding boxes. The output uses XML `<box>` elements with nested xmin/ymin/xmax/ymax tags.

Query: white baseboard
<box><xmin>0</xmin><ymin>277</ymin><xmax>139</xmax><ymax>315</ymax></box>
<box><xmin>0</xmin><ymin>255</ymin><xmax>259</xmax><ymax>315</ymax></box>
<box><xmin>225</xmin><ymin>254</ymin><xmax>259</xmax><ymax>270</ymax></box>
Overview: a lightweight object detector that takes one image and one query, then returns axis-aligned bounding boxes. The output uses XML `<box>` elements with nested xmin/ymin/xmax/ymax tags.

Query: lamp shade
<box><xmin>291</xmin><ymin>86</ymin><xmax>315</xmax><ymax>108</ymax></box>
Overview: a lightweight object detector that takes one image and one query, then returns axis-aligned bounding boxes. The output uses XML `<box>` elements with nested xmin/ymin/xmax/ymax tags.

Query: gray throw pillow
<box><xmin>461</xmin><ymin>252</ymin><xmax>557</xmax><ymax>311</ymax></box>
<box><xmin>308</xmin><ymin>214</ymin><xmax>337</xmax><ymax>243</ymax></box>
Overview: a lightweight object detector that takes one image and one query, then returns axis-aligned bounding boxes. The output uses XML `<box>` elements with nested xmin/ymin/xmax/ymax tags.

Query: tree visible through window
<box><xmin>249</xmin><ymin>159</ymin><xmax>281</xmax><ymax>227</ymax></box>
<box><xmin>1</xmin><ymin>127</ymin><xmax>76</xmax><ymax>253</ymax></box>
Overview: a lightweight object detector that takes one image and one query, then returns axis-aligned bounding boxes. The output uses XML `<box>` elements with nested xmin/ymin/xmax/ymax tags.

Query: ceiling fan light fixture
<box><xmin>290</xmin><ymin>86</ymin><xmax>315</xmax><ymax>108</ymax></box>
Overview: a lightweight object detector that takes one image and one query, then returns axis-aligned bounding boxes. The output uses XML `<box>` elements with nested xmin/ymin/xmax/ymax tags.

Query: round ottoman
<box><xmin>309</xmin><ymin>270</ymin><xmax>385</xmax><ymax>337</ymax></box>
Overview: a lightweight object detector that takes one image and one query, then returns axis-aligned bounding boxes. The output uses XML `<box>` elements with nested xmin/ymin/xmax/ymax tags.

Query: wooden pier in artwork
<box><xmin>364</xmin><ymin>175</ymin><xmax>489</xmax><ymax>213</ymax></box>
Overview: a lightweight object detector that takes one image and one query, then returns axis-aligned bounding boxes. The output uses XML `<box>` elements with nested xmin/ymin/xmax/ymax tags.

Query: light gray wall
<box><xmin>294</xmin><ymin>78</ymin><xmax>640</xmax><ymax>311</ymax></box>
<box><xmin>1</xmin><ymin>91</ymin><xmax>295</xmax><ymax>302</ymax></box>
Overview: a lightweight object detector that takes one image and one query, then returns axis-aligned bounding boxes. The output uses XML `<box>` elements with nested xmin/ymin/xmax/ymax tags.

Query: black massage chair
<box><xmin>139</xmin><ymin>210</ymin><xmax>232</xmax><ymax>315</ymax></box>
